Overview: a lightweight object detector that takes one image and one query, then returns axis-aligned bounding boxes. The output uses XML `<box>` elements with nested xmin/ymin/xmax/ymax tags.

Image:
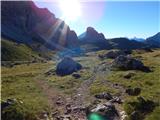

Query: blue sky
<box><xmin>35</xmin><ymin>0</ymin><xmax>159</xmax><ymax>39</ymax></box>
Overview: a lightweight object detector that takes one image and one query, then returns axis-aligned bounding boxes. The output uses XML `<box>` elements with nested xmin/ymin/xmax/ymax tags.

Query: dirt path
<box><xmin>33</xmin><ymin>66</ymin><xmax>67</xmax><ymax>112</ymax></box>
<box><xmin>70</xmin><ymin>62</ymin><xmax>111</xmax><ymax>107</ymax></box>
<box><xmin>71</xmin><ymin>61</ymin><xmax>126</xmax><ymax>106</ymax></box>
<box><xmin>33</xmin><ymin>59</ymin><xmax>126</xmax><ymax>119</ymax></box>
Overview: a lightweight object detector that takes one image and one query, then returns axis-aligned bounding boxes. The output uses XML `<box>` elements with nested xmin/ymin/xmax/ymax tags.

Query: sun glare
<box><xmin>58</xmin><ymin>0</ymin><xmax>81</xmax><ymax>22</ymax></box>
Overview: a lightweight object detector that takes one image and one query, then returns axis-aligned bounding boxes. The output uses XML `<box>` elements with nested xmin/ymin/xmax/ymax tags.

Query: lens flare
<box><xmin>58</xmin><ymin>0</ymin><xmax>81</xmax><ymax>22</ymax></box>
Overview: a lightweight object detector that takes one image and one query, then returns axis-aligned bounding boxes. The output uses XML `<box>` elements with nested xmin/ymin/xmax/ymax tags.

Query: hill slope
<box><xmin>1</xmin><ymin>38</ymin><xmax>42</xmax><ymax>61</ymax></box>
<box><xmin>145</xmin><ymin>32</ymin><xmax>160</xmax><ymax>47</ymax></box>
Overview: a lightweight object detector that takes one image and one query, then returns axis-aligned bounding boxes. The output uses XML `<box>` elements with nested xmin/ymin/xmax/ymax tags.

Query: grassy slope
<box><xmin>1</xmin><ymin>62</ymin><xmax>54</xmax><ymax>117</ymax></box>
<box><xmin>92</xmin><ymin>49</ymin><xmax>160</xmax><ymax>120</ymax></box>
<box><xmin>1</xmin><ymin>38</ymin><xmax>42</xmax><ymax>61</ymax></box>
<box><xmin>46</xmin><ymin>54</ymin><xmax>99</xmax><ymax>95</ymax></box>
<box><xmin>1</xmin><ymin>48</ymin><xmax>160</xmax><ymax>119</ymax></box>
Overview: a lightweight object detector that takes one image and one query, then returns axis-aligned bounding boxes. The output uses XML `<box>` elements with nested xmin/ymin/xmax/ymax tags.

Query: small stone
<box><xmin>95</xmin><ymin>92</ymin><xmax>113</xmax><ymax>100</ymax></box>
<box><xmin>72</xmin><ymin>73</ymin><xmax>81</xmax><ymax>79</ymax></box>
<box><xmin>124</xmin><ymin>72</ymin><xmax>135</xmax><ymax>79</ymax></box>
<box><xmin>110</xmin><ymin>96</ymin><xmax>122</xmax><ymax>104</ymax></box>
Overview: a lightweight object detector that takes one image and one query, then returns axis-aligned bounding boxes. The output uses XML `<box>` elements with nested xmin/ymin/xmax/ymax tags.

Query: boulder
<box><xmin>56</xmin><ymin>57</ymin><xmax>82</xmax><ymax>76</ymax></box>
<box><xmin>112</xmin><ymin>55</ymin><xmax>151</xmax><ymax>72</ymax></box>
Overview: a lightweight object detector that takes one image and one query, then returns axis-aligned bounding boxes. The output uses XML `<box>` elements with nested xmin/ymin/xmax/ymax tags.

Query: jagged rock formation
<box><xmin>79</xmin><ymin>27</ymin><xmax>154</xmax><ymax>51</ymax></box>
<box><xmin>79</xmin><ymin>27</ymin><xmax>111</xmax><ymax>51</ymax></box>
<box><xmin>1</xmin><ymin>1</ymin><xmax>79</xmax><ymax>50</ymax></box>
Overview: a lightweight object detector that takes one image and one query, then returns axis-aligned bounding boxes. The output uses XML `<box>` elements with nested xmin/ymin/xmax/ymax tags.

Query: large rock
<box><xmin>56</xmin><ymin>57</ymin><xmax>82</xmax><ymax>76</ymax></box>
<box><xmin>112</xmin><ymin>55</ymin><xmax>151</xmax><ymax>72</ymax></box>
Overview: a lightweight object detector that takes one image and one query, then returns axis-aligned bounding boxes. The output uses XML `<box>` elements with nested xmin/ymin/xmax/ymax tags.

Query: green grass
<box><xmin>1</xmin><ymin>62</ymin><xmax>53</xmax><ymax>119</ymax></box>
<box><xmin>1</xmin><ymin>38</ymin><xmax>42</xmax><ymax>61</ymax></box>
<box><xmin>106</xmin><ymin>49</ymin><xmax>160</xmax><ymax>119</ymax></box>
<box><xmin>90</xmin><ymin>82</ymin><xmax>119</xmax><ymax>95</ymax></box>
<box><xmin>2</xmin><ymin>48</ymin><xmax>160</xmax><ymax>120</ymax></box>
<box><xmin>46</xmin><ymin>56</ymin><xmax>96</xmax><ymax>94</ymax></box>
<box><xmin>145</xmin><ymin>107</ymin><xmax>160</xmax><ymax>120</ymax></box>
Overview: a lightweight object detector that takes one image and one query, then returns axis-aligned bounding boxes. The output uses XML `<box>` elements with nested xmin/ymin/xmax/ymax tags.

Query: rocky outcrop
<box><xmin>112</xmin><ymin>55</ymin><xmax>151</xmax><ymax>72</ymax></box>
<box><xmin>56</xmin><ymin>57</ymin><xmax>82</xmax><ymax>76</ymax></box>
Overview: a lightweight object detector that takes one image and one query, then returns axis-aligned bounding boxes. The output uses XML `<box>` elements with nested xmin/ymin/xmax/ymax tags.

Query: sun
<box><xmin>58</xmin><ymin>0</ymin><xmax>81</xmax><ymax>22</ymax></box>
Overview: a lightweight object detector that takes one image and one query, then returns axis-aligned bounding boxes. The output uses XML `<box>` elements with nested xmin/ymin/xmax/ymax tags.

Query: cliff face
<box><xmin>1</xmin><ymin>1</ymin><xmax>79</xmax><ymax>50</ymax></box>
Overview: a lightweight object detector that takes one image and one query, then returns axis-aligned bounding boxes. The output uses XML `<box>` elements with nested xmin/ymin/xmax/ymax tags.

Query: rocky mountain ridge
<box><xmin>1</xmin><ymin>1</ymin><xmax>79</xmax><ymax>51</ymax></box>
<box><xmin>1</xmin><ymin>1</ymin><xmax>160</xmax><ymax>56</ymax></box>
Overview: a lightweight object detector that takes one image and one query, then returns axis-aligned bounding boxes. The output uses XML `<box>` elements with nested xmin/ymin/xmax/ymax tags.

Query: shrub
<box><xmin>124</xmin><ymin>96</ymin><xmax>156</xmax><ymax>120</ymax></box>
<box><xmin>1</xmin><ymin>100</ymin><xmax>37</xmax><ymax>120</ymax></box>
